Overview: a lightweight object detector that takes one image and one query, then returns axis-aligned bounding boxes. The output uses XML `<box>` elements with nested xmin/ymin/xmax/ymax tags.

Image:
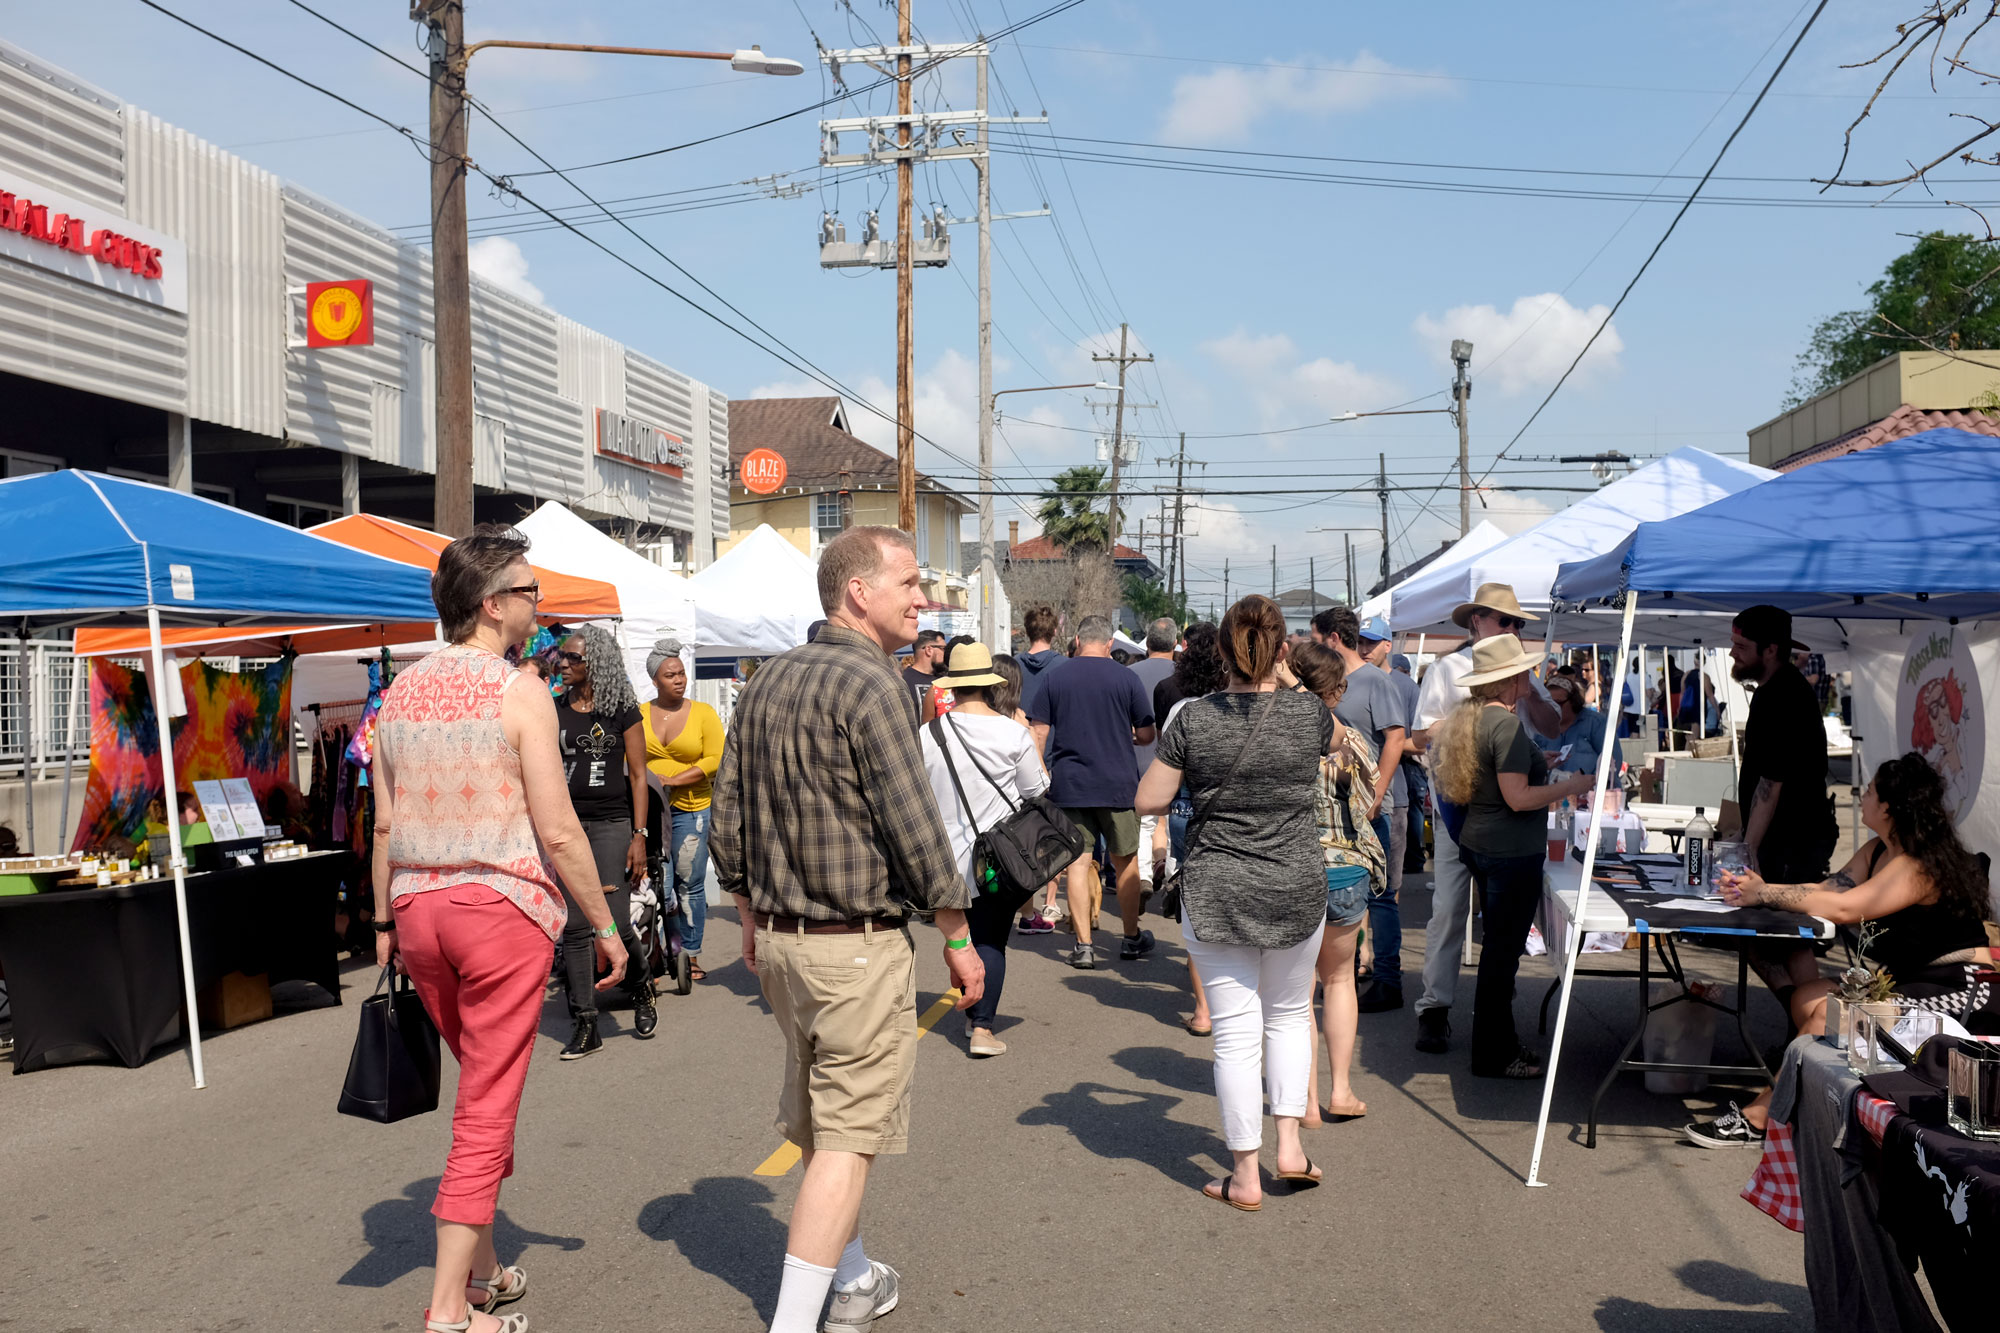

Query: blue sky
<box><xmin>14</xmin><ymin>1</ymin><xmax>1994</xmax><ymax>608</ymax></box>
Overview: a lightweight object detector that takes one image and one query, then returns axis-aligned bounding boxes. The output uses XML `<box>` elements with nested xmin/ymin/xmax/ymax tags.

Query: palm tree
<box><xmin>1036</xmin><ymin>464</ymin><xmax>1111</xmax><ymax>552</ymax></box>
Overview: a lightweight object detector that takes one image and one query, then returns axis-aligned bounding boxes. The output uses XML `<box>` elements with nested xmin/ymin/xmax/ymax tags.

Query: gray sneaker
<box><xmin>823</xmin><ymin>1260</ymin><xmax>899</xmax><ymax>1330</ymax></box>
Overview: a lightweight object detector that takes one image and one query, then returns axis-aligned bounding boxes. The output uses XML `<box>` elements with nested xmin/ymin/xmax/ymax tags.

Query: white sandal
<box><xmin>425</xmin><ymin>1309</ymin><xmax>529</xmax><ymax>1333</ymax></box>
<box><xmin>467</xmin><ymin>1264</ymin><xmax>527</xmax><ymax>1313</ymax></box>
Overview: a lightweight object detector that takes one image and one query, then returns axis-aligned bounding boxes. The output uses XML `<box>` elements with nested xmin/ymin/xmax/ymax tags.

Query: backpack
<box><xmin>927</xmin><ymin>715</ymin><xmax>1086</xmax><ymax>915</ymax></box>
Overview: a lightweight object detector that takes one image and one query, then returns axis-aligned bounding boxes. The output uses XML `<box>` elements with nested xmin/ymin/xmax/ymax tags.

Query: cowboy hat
<box><xmin>1458</xmin><ymin>633</ymin><xmax>1543</xmax><ymax>687</ymax></box>
<box><xmin>1451</xmin><ymin>581</ymin><xmax>1539</xmax><ymax>630</ymax></box>
<box><xmin>937</xmin><ymin>641</ymin><xmax>1006</xmax><ymax>689</ymax></box>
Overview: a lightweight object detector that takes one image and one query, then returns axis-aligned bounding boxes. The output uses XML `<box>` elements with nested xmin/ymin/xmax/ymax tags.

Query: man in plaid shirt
<box><xmin>710</xmin><ymin>524</ymin><xmax>984</xmax><ymax>1333</ymax></box>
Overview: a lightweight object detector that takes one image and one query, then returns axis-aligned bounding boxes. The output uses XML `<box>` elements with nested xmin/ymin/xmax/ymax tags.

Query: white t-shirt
<box><xmin>1623</xmin><ymin>671</ymin><xmax>1645</xmax><ymax>716</ymax></box>
<box><xmin>919</xmin><ymin>711</ymin><xmax>1051</xmax><ymax>892</ymax></box>
<box><xmin>1411</xmin><ymin>644</ymin><xmax>1555</xmax><ymax>755</ymax></box>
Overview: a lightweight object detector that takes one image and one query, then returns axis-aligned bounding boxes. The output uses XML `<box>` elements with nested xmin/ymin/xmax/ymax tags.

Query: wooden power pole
<box><xmin>895</xmin><ymin>0</ymin><xmax>916</xmax><ymax>531</ymax></box>
<box><xmin>424</xmin><ymin>0</ymin><xmax>474</xmax><ymax>537</ymax></box>
<box><xmin>1092</xmin><ymin>322</ymin><xmax>1153</xmax><ymax>551</ymax></box>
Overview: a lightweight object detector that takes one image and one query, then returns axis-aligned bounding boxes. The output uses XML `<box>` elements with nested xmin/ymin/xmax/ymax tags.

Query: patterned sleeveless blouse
<box><xmin>378</xmin><ymin>643</ymin><xmax>566</xmax><ymax>940</ymax></box>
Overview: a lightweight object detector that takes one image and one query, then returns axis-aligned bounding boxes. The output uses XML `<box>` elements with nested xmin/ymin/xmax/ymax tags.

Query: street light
<box><xmin>416</xmin><ymin>8</ymin><xmax>803</xmax><ymax>537</ymax></box>
<box><xmin>976</xmin><ymin>381</ymin><xmax>1117</xmax><ymax>647</ymax></box>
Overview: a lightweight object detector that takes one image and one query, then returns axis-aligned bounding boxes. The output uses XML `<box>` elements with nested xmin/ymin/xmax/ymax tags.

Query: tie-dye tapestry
<box><xmin>71</xmin><ymin>657</ymin><xmax>294</xmax><ymax>850</ymax></box>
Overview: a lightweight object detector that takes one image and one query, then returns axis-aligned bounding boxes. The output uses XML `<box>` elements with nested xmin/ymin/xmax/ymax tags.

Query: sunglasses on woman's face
<box><xmin>559</xmin><ymin>651</ymin><xmax>584</xmax><ymax>664</ymax></box>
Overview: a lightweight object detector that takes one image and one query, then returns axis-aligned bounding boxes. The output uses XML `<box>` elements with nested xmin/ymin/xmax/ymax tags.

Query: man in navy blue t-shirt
<box><xmin>1028</xmin><ymin>614</ymin><xmax>1157</xmax><ymax>968</ymax></box>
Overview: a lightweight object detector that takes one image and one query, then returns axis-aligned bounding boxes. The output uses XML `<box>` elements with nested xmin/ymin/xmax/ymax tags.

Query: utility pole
<box><xmin>1377</xmin><ymin>451</ymin><xmax>1391</xmax><ymax>584</ymax></box>
<box><xmin>422</xmin><ymin>0</ymin><xmax>474</xmax><ymax>537</ymax></box>
<box><xmin>1169</xmin><ymin>431</ymin><xmax>1187</xmax><ymax>604</ymax></box>
<box><xmin>1223</xmin><ymin>558</ymin><xmax>1230</xmax><ymax>607</ymax></box>
<box><xmin>974</xmin><ymin>43</ymin><xmax>994</xmax><ymax>645</ymax></box>
<box><xmin>1092</xmin><ymin>322</ymin><xmax>1153</xmax><ymax>550</ymax></box>
<box><xmin>1452</xmin><ymin>338</ymin><xmax>1474</xmax><ymax>538</ymax></box>
<box><xmin>1309</xmin><ymin>556</ymin><xmax>1316</xmax><ymax>614</ymax></box>
<box><xmin>1345</xmin><ymin>534</ymin><xmax>1354</xmax><ymax>604</ymax></box>
<box><xmin>895</xmin><ymin>0</ymin><xmax>916</xmax><ymax>532</ymax></box>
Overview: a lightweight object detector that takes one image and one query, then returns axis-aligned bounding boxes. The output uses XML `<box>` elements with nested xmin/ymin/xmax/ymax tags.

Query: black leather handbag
<box><xmin>929</xmin><ymin>715</ymin><xmax>1086</xmax><ymax>916</ymax></box>
<box><xmin>336</xmin><ymin>965</ymin><xmax>442</xmax><ymax>1124</ymax></box>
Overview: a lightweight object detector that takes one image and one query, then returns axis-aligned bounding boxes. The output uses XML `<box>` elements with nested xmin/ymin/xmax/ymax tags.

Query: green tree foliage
<box><xmin>1786</xmin><ymin>232</ymin><xmax>2000</xmax><ymax>408</ymax></box>
<box><xmin>1121</xmin><ymin>574</ymin><xmax>1186</xmax><ymax>627</ymax></box>
<box><xmin>1036</xmin><ymin>465</ymin><xmax>1111</xmax><ymax>552</ymax></box>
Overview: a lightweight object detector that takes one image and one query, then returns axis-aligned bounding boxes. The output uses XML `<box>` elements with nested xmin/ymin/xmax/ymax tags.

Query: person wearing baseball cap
<box><xmin>1729</xmin><ymin>605</ymin><xmax>1837</xmax><ymax>886</ymax></box>
<box><xmin>1357</xmin><ymin>615</ymin><xmax>1395</xmax><ymax>667</ymax></box>
<box><xmin>1406</xmin><ymin>582</ymin><xmax>1562</xmax><ymax>1055</ymax></box>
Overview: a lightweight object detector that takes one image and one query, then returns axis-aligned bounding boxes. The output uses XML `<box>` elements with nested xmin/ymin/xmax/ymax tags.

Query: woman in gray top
<box><xmin>1138</xmin><ymin>594</ymin><xmax>1333</xmax><ymax>1211</ymax></box>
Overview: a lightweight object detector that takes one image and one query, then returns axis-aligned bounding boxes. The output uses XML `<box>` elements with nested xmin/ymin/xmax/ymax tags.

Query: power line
<box><xmin>1476</xmin><ymin>0</ymin><xmax>1831</xmax><ymax>485</ymax></box>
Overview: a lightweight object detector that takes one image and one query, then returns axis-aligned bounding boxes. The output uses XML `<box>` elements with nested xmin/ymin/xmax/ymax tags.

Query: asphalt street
<box><xmin>3</xmin><ymin>874</ymin><xmax>1821</xmax><ymax>1333</ymax></box>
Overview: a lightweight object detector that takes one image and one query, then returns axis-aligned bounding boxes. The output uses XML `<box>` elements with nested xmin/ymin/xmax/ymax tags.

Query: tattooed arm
<box><xmin>1742</xmin><ymin>776</ymin><xmax>1780</xmax><ymax>866</ymax></box>
<box><xmin>1723</xmin><ymin>843</ymin><xmax>1925</xmax><ymax>926</ymax></box>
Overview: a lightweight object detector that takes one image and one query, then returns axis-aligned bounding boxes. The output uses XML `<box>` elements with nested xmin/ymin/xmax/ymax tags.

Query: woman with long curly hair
<box><xmin>551</xmin><ymin>624</ymin><xmax>656</xmax><ymax>1059</ymax></box>
<box><xmin>1429</xmin><ymin>635</ymin><xmax>1594</xmax><ymax>1080</ymax></box>
<box><xmin>1686</xmin><ymin>753</ymin><xmax>1996</xmax><ymax>1147</ymax></box>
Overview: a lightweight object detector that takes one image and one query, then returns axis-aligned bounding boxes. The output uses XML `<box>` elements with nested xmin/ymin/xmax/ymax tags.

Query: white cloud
<box><xmin>468</xmin><ymin>237</ymin><xmax>543</xmax><ymax>305</ymax></box>
<box><xmin>1413</xmin><ymin>293</ymin><xmax>1623</xmax><ymax>396</ymax></box>
<box><xmin>1161</xmin><ymin>52</ymin><xmax>1455</xmax><ymax>144</ymax></box>
<box><xmin>1199</xmin><ymin>329</ymin><xmax>1399</xmax><ymax>427</ymax></box>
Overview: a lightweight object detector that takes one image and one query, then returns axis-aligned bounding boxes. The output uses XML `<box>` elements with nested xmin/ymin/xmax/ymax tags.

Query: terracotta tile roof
<box><xmin>1775</xmin><ymin>404</ymin><xmax>2000</xmax><ymax>472</ymax></box>
<box><xmin>726</xmin><ymin>396</ymin><xmax>968</xmax><ymax>503</ymax></box>
<box><xmin>1005</xmin><ymin>534</ymin><xmax>1149</xmax><ymax>562</ymax></box>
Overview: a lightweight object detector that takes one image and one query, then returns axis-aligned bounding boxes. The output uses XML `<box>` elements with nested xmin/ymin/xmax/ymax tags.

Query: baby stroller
<box><xmin>631</xmin><ymin>868</ymin><xmax>694</xmax><ymax>996</ymax></box>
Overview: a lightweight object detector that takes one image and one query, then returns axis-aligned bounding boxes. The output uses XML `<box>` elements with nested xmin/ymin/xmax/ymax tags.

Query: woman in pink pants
<box><xmin>372</xmin><ymin>524</ymin><xmax>628</xmax><ymax>1333</ymax></box>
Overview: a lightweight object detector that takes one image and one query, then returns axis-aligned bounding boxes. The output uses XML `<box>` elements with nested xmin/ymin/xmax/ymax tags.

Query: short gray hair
<box><xmin>816</xmin><ymin>525</ymin><xmax>915</xmax><ymax>615</ymax></box>
<box><xmin>1076</xmin><ymin>614</ymin><xmax>1114</xmax><ymax>646</ymax></box>
<box><xmin>1145</xmin><ymin>617</ymin><xmax>1177</xmax><ymax>654</ymax></box>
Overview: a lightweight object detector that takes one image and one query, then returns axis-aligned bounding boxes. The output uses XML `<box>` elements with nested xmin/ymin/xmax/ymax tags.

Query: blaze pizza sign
<box><xmin>0</xmin><ymin>166</ymin><xmax>186</xmax><ymax>312</ymax></box>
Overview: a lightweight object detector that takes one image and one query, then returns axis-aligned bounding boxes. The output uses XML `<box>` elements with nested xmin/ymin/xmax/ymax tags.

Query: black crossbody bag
<box><xmin>928</xmin><ymin>714</ymin><xmax>1086</xmax><ymax>915</ymax></box>
<box><xmin>1157</xmin><ymin>692</ymin><xmax>1278</xmax><ymax>921</ymax></box>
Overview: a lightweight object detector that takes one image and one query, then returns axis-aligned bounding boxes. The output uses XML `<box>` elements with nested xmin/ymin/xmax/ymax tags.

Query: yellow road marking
<box><xmin>751</xmin><ymin>988</ymin><xmax>962</xmax><ymax>1177</ymax></box>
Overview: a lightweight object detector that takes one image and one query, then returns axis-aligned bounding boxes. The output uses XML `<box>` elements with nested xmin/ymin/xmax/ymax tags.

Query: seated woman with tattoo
<box><xmin>1684</xmin><ymin>753</ymin><xmax>1995</xmax><ymax>1149</ymax></box>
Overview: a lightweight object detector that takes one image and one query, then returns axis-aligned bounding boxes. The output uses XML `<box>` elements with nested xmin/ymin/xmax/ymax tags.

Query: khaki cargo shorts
<box><xmin>1063</xmin><ymin>805</ymin><xmax>1140</xmax><ymax>858</ymax></box>
<box><xmin>758</xmin><ymin>918</ymin><xmax>918</xmax><ymax>1155</ymax></box>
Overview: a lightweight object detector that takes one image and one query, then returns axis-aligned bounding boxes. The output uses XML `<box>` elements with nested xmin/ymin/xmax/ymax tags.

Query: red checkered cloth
<box><xmin>1855</xmin><ymin>1093</ymin><xmax>1897</xmax><ymax>1147</ymax></box>
<box><xmin>1742</xmin><ymin>1120</ymin><xmax>1804</xmax><ymax>1232</ymax></box>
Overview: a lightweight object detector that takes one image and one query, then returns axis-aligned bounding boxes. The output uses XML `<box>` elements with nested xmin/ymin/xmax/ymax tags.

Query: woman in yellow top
<box><xmin>644</xmin><ymin>638</ymin><xmax>725</xmax><ymax>981</ymax></box>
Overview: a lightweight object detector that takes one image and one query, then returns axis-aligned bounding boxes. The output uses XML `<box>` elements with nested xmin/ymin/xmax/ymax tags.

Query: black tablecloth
<box><xmin>0</xmin><ymin>850</ymin><xmax>357</xmax><ymax>1073</ymax></box>
<box><xmin>1601</xmin><ymin>882</ymin><xmax>1824</xmax><ymax>937</ymax></box>
<box><xmin>1873</xmin><ymin>1105</ymin><xmax>2000</xmax><ymax>1330</ymax></box>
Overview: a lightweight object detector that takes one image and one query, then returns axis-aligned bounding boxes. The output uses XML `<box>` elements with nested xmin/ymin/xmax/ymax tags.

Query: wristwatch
<box><xmin>593</xmin><ymin>923</ymin><xmax>619</xmax><ymax>940</ymax></box>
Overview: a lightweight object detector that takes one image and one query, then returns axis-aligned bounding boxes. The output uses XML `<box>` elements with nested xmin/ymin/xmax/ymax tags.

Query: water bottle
<box><xmin>1685</xmin><ymin>805</ymin><xmax>1714</xmax><ymax>890</ymax></box>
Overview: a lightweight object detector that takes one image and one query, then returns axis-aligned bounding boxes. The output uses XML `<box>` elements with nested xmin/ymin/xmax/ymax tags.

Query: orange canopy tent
<box><xmin>73</xmin><ymin>513</ymin><xmax>621</xmax><ymax>658</ymax></box>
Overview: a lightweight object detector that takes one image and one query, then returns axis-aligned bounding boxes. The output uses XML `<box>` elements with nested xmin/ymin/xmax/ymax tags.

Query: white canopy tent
<box><xmin>686</xmin><ymin>524</ymin><xmax>822</xmax><ymax>660</ymax></box>
<box><xmin>516</xmin><ymin>501</ymin><xmax>697</xmax><ymax>702</ymax></box>
<box><xmin>1360</xmin><ymin>519</ymin><xmax>1510</xmax><ymax>624</ymax></box>
<box><xmin>1388</xmin><ymin>448</ymin><xmax>1776</xmax><ymax>644</ymax></box>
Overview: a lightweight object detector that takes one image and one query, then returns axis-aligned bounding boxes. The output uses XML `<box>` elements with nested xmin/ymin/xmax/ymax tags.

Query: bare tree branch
<box><xmin>1823</xmin><ymin>2</ymin><xmax>2000</xmax><ymax>190</ymax></box>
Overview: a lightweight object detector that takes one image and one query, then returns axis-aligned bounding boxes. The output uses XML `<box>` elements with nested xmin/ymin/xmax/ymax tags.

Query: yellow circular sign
<box><xmin>309</xmin><ymin>285</ymin><xmax>365</xmax><ymax>342</ymax></box>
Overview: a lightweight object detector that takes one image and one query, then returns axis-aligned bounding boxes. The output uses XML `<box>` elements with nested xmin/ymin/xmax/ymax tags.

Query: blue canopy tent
<box><xmin>1518</xmin><ymin>429</ymin><xmax>2000</xmax><ymax>1185</ymax></box>
<box><xmin>0</xmin><ymin>471</ymin><xmax>440</xmax><ymax>1086</ymax></box>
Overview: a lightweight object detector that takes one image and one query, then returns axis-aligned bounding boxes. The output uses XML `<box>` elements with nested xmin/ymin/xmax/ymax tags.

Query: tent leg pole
<box><xmin>148</xmin><ymin>608</ymin><xmax>205</xmax><ymax>1090</ymax></box>
<box><xmin>1525</xmin><ymin>596</ymin><xmax>1636</xmax><ymax>1187</ymax></box>
<box><xmin>58</xmin><ymin>653</ymin><xmax>81</xmax><ymax>852</ymax></box>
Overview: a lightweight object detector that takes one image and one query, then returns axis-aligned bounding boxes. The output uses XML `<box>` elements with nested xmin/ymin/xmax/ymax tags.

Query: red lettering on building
<box><xmin>0</xmin><ymin>190</ymin><xmax>165</xmax><ymax>283</ymax></box>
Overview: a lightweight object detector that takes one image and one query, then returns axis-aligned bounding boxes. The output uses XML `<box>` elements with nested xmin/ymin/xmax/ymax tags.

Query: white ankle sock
<box><xmin>834</xmin><ymin>1236</ymin><xmax>871</xmax><ymax>1290</ymax></box>
<box><xmin>769</xmin><ymin>1254</ymin><xmax>835</xmax><ymax>1333</ymax></box>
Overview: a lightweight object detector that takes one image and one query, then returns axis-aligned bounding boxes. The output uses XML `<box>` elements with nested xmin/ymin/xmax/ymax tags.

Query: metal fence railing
<box><xmin>0</xmin><ymin>641</ymin><xmax>91</xmax><ymax>779</ymax></box>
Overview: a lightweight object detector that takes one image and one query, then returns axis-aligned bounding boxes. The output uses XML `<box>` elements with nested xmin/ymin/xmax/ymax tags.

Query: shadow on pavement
<box><xmin>637</xmin><ymin>1176</ymin><xmax>787</xmax><ymax>1323</ymax></box>
<box><xmin>1110</xmin><ymin>1044</ymin><xmax>1213</xmax><ymax>1097</ymax></box>
<box><xmin>1059</xmin><ymin>971</ymin><xmax>1191</xmax><ymax>1027</ymax></box>
<box><xmin>1017</xmin><ymin>1080</ymin><xmax>1218</xmax><ymax>1189</ymax></box>
<box><xmin>338</xmin><ymin>1177</ymin><xmax>584</xmax><ymax>1288</ymax></box>
<box><xmin>1592</xmin><ymin>1259</ymin><xmax>1810</xmax><ymax>1330</ymax></box>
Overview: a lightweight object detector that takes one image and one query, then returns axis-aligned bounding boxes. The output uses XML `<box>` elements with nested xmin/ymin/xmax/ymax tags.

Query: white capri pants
<box><xmin>1182</xmin><ymin>917</ymin><xmax>1326</xmax><ymax>1150</ymax></box>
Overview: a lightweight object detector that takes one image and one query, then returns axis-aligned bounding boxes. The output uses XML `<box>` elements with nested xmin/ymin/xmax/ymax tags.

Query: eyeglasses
<box><xmin>558</xmin><ymin>651</ymin><xmax>584</xmax><ymax>664</ymax></box>
<box><xmin>495</xmin><ymin>583</ymin><xmax>542</xmax><ymax>604</ymax></box>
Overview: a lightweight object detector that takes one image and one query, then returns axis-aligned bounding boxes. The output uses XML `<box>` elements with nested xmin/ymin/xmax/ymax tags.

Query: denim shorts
<box><xmin>1325</xmin><ymin>865</ymin><xmax>1369</xmax><ymax>926</ymax></box>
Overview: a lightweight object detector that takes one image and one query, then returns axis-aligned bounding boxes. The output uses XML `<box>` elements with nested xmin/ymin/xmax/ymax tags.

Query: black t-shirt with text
<box><xmin>558</xmin><ymin>701</ymin><xmax>641</xmax><ymax>824</ymax></box>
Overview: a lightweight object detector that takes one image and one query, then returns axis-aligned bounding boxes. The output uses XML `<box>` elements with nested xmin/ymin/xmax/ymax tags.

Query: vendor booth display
<box><xmin>1531</xmin><ymin>428</ymin><xmax>2000</xmax><ymax>1187</ymax></box>
<box><xmin>0</xmin><ymin>470</ymin><xmax>440</xmax><ymax>1085</ymax></box>
<box><xmin>684</xmin><ymin>523</ymin><xmax>821</xmax><ymax>661</ymax></box>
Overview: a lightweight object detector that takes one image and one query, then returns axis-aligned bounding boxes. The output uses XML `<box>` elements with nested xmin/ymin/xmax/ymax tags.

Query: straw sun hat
<box><xmin>937</xmin><ymin>641</ymin><xmax>1005</xmax><ymax>689</ymax></box>
<box><xmin>1458</xmin><ymin>633</ymin><xmax>1543</xmax><ymax>687</ymax></box>
<box><xmin>1450</xmin><ymin>581</ymin><xmax>1539</xmax><ymax>630</ymax></box>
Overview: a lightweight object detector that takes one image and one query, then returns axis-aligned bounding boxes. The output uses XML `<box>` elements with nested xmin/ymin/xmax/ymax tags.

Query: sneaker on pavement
<box><xmin>1357</xmin><ymin>981</ymin><xmax>1404</xmax><ymax>1012</ymax></box>
<box><xmin>1685</xmin><ymin>1102</ymin><xmax>1767</xmax><ymax>1149</ymax></box>
<box><xmin>1064</xmin><ymin>943</ymin><xmax>1096</xmax><ymax>970</ymax></box>
<box><xmin>1015</xmin><ymin>913</ymin><xmax>1054</xmax><ymax>935</ymax></box>
<box><xmin>967</xmin><ymin>1029</ymin><xmax>1008</xmax><ymax>1058</ymax></box>
<box><xmin>1414</xmin><ymin>1007</ymin><xmax>1451</xmax><ymax>1054</ymax></box>
<box><xmin>823</xmin><ymin>1260</ymin><xmax>900</xmax><ymax>1330</ymax></box>
<box><xmin>558</xmin><ymin>1014</ymin><xmax>602</xmax><ymax>1061</ymax></box>
<box><xmin>1120</xmin><ymin>929</ymin><xmax>1156</xmax><ymax>961</ymax></box>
